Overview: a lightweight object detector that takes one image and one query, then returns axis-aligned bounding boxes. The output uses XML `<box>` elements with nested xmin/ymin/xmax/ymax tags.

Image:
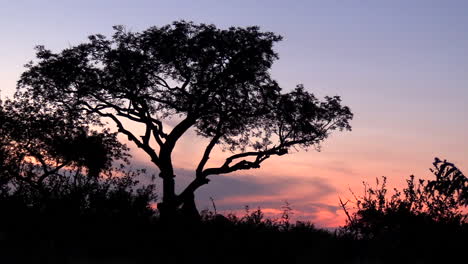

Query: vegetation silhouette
<box><xmin>1</xmin><ymin>97</ymin><xmax>467</xmax><ymax>263</ymax></box>
<box><xmin>0</xmin><ymin>98</ymin><xmax>158</xmax><ymax>263</ymax></box>
<box><xmin>0</xmin><ymin>21</ymin><xmax>466</xmax><ymax>264</ymax></box>
<box><xmin>16</xmin><ymin>21</ymin><xmax>353</xmax><ymax>221</ymax></box>
<box><xmin>340</xmin><ymin>158</ymin><xmax>468</xmax><ymax>263</ymax></box>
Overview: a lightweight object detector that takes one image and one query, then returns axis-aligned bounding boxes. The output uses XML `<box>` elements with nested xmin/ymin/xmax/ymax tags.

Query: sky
<box><xmin>1</xmin><ymin>0</ymin><xmax>467</xmax><ymax>227</ymax></box>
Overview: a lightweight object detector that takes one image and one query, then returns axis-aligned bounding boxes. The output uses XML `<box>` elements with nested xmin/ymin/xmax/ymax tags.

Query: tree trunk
<box><xmin>177</xmin><ymin>177</ymin><xmax>210</xmax><ymax>221</ymax></box>
<box><xmin>158</xmin><ymin>170</ymin><xmax>207</xmax><ymax>222</ymax></box>
<box><xmin>158</xmin><ymin>173</ymin><xmax>177</xmax><ymax>222</ymax></box>
<box><xmin>180</xmin><ymin>192</ymin><xmax>200</xmax><ymax>221</ymax></box>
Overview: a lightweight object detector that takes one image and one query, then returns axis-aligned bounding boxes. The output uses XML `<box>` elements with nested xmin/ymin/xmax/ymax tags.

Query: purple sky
<box><xmin>1</xmin><ymin>0</ymin><xmax>467</xmax><ymax>227</ymax></box>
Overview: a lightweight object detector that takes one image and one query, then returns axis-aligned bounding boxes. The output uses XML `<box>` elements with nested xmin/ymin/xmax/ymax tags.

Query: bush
<box><xmin>340</xmin><ymin>158</ymin><xmax>468</xmax><ymax>262</ymax></box>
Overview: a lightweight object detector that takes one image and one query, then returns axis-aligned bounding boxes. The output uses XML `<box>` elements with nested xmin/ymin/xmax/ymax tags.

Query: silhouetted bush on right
<box><xmin>340</xmin><ymin>158</ymin><xmax>467</xmax><ymax>262</ymax></box>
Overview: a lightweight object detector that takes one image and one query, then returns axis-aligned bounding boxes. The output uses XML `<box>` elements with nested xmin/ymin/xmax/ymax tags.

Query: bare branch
<box><xmin>81</xmin><ymin>101</ymin><xmax>161</xmax><ymax>167</ymax></box>
<box><xmin>201</xmin><ymin>146</ymin><xmax>288</xmax><ymax>177</ymax></box>
<box><xmin>196</xmin><ymin>124</ymin><xmax>223</xmax><ymax>177</ymax></box>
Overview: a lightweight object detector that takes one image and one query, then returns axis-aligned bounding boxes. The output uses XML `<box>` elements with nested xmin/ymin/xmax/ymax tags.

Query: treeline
<box><xmin>1</xmin><ymin>99</ymin><xmax>467</xmax><ymax>263</ymax></box>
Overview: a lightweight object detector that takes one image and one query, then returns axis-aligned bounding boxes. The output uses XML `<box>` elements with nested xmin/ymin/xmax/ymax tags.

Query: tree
<box><xmin>17</xmin><ymin>21</ymin><xmax>353</xmax><ymax>220</ymax></box>
<box><xmin>0</xmin><ymin>98</ymin><xmax>127</xmax><ymax>192</ymax></box>
<box><xmin>0</xmin><ymin>98</ymin><xmax>157</xmax><ymax>221</ymax></box>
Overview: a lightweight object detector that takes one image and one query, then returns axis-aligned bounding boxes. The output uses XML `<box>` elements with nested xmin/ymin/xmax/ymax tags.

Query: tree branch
<box><xmin>160</xmin><ymin>115</ymin><xmax>195</xmax><ymax>159</ymax></box>
<box><xmin>196</xmin><ymin>124</ymin><xmax>223</xmax><ymax>177</ymax></box>
<box><xmin>82</xmin><ymin>101</ymin><xmax>161</xmax><ymax>167</ymax></box>
<box><xmin>89</xmin><ymin>92</ymin><xmax>167</xmax><ymax>146</ymax></box>
<box><xmin>201</xmin><ymin>146</ymin><xmax>288</xmax><ymax>177</ymax></box>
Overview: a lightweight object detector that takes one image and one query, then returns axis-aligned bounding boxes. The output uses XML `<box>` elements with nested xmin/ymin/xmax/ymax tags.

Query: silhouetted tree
<box><xmin>0</xmin><ymin>98</ymin><xmax>156</xmax><ymax>219</ymax></box>
<box><xmin>17</xmin><ymin>21</ymin><xmax>353</xmax><ymax>220</ymax></box>
<box><xmin>0</xmin><ymin>98</ymin><xmax>124</xmax><ymax>191</ymax></box>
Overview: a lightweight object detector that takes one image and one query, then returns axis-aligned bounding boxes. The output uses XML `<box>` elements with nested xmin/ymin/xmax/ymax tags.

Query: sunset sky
<box><xmin>1</xmin><ymin>0</ymin><xmax>467</xmax><ymax>227</ymax></box>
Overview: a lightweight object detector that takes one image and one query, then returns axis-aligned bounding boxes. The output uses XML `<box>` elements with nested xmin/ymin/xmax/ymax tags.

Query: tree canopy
<box><xmin>17</xmin><ymin>21</ymin><xmax>353</xmax><ymax>219</ymax></box>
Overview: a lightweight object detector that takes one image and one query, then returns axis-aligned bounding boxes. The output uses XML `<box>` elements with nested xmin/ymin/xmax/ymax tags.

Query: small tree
<box><xmin>0</xmin><ymin>98</ymin><xmax>156</xmax><ymax>220</ymax></box>
<box><xmin>0</xmin><ymin>98</ymin><xmax>126</xmax><ymax>191</ymax></box>
<box><xmin>17</xmin><ymin>21</ymin><xmax>353</xmax><ymax>220</ymax></box>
